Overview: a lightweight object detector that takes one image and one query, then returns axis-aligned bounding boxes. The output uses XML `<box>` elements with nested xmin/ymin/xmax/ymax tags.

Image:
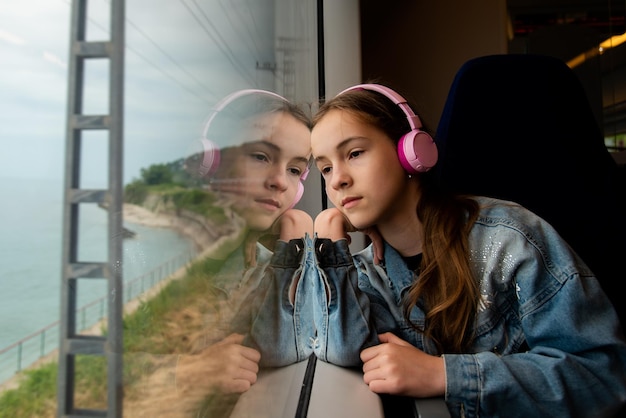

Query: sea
<box><xmin>0</xmin><ymin>176</ymin><xmax>195</xmax><ymax>352</ymax></box>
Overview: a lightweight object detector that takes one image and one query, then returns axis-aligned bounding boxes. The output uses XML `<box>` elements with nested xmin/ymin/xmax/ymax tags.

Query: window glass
<box><xmin>0</xmin><ymin>1</ymin><xmax>318</xmax><ymax>413</ymax></box>
<box><xmin>508</xmin><ymin>0</ymin><xmax>626</xmax><ymax>153</ymax></box>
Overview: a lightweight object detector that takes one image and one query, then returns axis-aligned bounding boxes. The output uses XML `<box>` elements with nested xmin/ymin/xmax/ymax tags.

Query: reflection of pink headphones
<box><xmin>337</xmin><ymin>84</ymin><xmax>438</xmax><ymax>173</ymax></box>
<box><xmin>194</xmin><ymin>89</ymin><xmax>308</xmax><ymax>207</ymax></box>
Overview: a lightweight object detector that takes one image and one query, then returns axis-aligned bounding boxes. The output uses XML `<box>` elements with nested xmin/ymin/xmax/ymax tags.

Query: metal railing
<box><xmin>0</xmin><ymin>250</ymin><xmax>196</xmax><ymax>386</ymax></box>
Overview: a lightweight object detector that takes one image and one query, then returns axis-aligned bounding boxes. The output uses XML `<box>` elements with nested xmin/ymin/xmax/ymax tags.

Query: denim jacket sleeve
<box><xmin>313</xmin><ymin>237</ymin><xmax>380</xmax><ymax>366</ymax></box>
<box><xmin>230</xmin><ymin>236</ymin><xmax>315</xmax><ymax>367</ymax></box>
<box><xmin>441</xmin><ymin>199</ymin><xmax>626</xmax><ymax>418</ymax></box>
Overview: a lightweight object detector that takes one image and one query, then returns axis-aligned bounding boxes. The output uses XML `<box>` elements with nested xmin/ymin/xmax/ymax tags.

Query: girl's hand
<box><xmin>275</xmin><ymin>209</ymin><xmax>314</xmax><ymax>241</ymax></box>
<box><xmin>360</xmin><ymin>226</ymin><xmax>384</xmax><ymax>265</ymax></box>
<box><xmin>314</xmin><ymin>209</ymin><xmax>383</xmax><ymax>264</ymax></box>
<box><xmin>251</xmin><ymin>209</ymin><xmax>313</xmax><ymax>266</ymax></box>
<box><xmin>314</xmin><ymin>208</ymin><xmax>356</xmax><ymax>242</ymax></box>
<box><xmin>360</xmin><ymin>332</ymin><xmax>446</xmax><ymax>398</ymax></box>
<box><xmin>176</xmin><ymin>333</ymin><xmax>261</xmax><ymax>395</ymax></box>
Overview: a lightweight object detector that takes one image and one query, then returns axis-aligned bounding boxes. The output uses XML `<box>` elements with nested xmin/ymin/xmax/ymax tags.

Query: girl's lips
<box><xmin>255</xmin><ymin>198</ymin><xmax>281</xmax><ymax>210</ymax></box>
<box><xmin>341</xmin><ymin>196</ymin><xmax>361</xmax><ymax>209</ymax></box>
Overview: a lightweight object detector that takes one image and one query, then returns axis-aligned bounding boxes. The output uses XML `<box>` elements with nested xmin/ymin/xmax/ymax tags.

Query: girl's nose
<box><xmin>328</xmin><ymin>164</ymin><xmax>351</xmax><ymax>190</ymax></box>
<box><xmin>264</xmin><ymin>166</ymin><xmax>289</xmax><ymax>192</ymax></box>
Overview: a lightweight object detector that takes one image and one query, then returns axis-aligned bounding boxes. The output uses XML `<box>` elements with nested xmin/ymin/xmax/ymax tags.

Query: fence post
<box><xmin>17</xmin><ymin>343</ymin><xmax>22</xmax><ymax>372</ymax></box>
<box><xmin>40</xmin><ymin>329</ymin><xmax>46</xmax><ymax>358</ymax></box>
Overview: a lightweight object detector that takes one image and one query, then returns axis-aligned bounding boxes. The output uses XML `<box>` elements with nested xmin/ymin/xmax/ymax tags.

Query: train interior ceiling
<box><xmin>357</xmin><ymin>0</ymin><xmax>626</xmax><ymax>159</ymax></box>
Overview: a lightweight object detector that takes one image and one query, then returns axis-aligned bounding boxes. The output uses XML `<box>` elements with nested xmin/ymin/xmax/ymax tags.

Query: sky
<box><xmin>0</xmin><ymin>0</ymin><xmax>276</xmax><ymax>186</ymax></box>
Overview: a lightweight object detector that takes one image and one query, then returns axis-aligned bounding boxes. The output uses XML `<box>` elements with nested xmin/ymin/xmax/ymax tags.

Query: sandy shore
<box><xmin>123</xmin><ymin>203</ymin><xmax>179</xmax><ymax>228</ymax></box>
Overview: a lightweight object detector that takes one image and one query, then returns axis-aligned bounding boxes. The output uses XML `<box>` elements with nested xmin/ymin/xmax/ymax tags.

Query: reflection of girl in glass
<box><xmin>129</xmin><ymin>90</ymin><xmax>313</xmax><ymax>418</ymax></box>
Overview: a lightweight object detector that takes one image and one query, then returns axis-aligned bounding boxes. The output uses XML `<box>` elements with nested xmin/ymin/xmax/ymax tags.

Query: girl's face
<box><xmin>216</xmin><ymin>111</ymin><xmax>311</xmax><ymax>232</ymax></box>
<box><xmin>311</xmin><ymin>109</ymin><xmax>411</xmax><ymax>230</ymax></box>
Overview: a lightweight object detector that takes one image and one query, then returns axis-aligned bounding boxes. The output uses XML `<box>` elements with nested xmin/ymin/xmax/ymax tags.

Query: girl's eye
<box><xmin>288</xmin><ymin>167</ymin><xmax>302</xmax><ymax>176</ymax></box>
<box><xmin>349</xmin><ymin>150</ymin><xmax>363</xmax><ymax>159</ymax></box>
<box><xmin>250</xmin><ymin>153</ymin><xmax>269</xmax><ymax>162</ymax></box>
<box><xmin>320</xmin><ymin>166</ymin><xmax>332</xmax><ymax>175</ymax></box>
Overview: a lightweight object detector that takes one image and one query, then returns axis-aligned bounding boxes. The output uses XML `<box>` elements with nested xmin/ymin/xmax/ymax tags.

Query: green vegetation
<box><xmin>140</xmin><ymin>163</ymin><xmax>174</xmax><ymax>186</ymax></box>
<box><xmin>124</xmin><ymin>162</ymin><xmax>228</xmax><ymax>224</ymax></box>
<box><xmin>124</xmin><ymin>178</ymin><xmax>149</xmax><ymax>204</ymax></box>
<box><xmin>0</xmin><ymin>364</ymin><xmax>58</xmax><ymax>416</ymax></box>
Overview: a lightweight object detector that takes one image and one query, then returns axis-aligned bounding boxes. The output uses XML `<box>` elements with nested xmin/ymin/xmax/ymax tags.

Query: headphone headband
<box><xmin>196</xmin><ymin>89</ymin><xmax>288</xmax><ymax>177</ymax></box>
<box><xmin>202</xmin><ymin>89</ymin><xmax>288</xmax><ymax>139</ymax></box>
<box><xmin>337</xmin><ymin>84</ymin><xmax>424</xmax><ymax>132</ymax></box>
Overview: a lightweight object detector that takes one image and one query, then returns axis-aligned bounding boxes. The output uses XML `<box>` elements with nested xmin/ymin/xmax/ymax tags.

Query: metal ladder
<box><xmin>57</xmin><ymin>0</ymin><xmax>125</xmax><ymax>416</ymax></box>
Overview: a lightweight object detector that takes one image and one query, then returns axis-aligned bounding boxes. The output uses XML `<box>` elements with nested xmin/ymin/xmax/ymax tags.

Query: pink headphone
<box><xmin>337</xmin><ymin>84</ymin><xmax>438</xmax><ymax>173</ymax></box>
<box><xmin>193</xmin><ymin>89</ymin><xmax>308</xmax><ymax>208</ymax></box>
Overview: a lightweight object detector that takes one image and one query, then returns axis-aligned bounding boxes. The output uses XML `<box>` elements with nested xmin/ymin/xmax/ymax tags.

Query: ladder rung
<box><xmin>67</xmin><ymin>262</ymin><xmax>108</xmax><ymax>278</ymax></box>
<box><xmin>66</xmin><ymin>408</ymin><xmax>107</xmax><ymax>418</ymax></box>
<box><xmin>71</xmin><ymin>114</ymin><xmax>110</xmax><ymax>130</ymax></box>
<box><xmin>69</xmin><ymin>189</ymin><xmax>108</xmax><ymax>204</ymax></box>
<box><xmin>74</xmin><ymin>41</ymin><xmax>111</xmax><ymax>58</ymax></box>
<box><xmin>66</xmin><ymin>336</ymin><xmax>106</xmax><ymax>355</ymax></box>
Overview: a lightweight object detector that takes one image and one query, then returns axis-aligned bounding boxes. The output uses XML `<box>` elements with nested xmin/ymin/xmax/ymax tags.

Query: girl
<box><xmin>310</xmin><ymin>83</ymin><xmax>626</xmax><ymax>417</ymax></box>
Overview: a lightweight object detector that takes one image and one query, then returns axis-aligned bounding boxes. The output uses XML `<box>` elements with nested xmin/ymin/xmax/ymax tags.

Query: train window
<box><xmin>0</xmin><ymin>0</ymin><xmax>319</xmax><ymax>415</ymax></box>
<box><xmin>508</xmin><ymin>0</ymin><xmax>626</xmax><ymax>153</ymax></box>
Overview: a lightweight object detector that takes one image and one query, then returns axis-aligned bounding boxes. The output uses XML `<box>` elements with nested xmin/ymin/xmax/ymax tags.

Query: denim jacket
<box><xmin>314</xmin><ymin>196</ymin><xmax>626</xmax><ymax>418</ymax></box>
<box><xmin>231</xmin><ymin>236</ymin><xmax>317</xmax><ymax>367</ymax></box>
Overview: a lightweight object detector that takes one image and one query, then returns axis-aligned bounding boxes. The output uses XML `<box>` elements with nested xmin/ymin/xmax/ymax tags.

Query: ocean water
<box><xmin>0</xmin><ymin>177</ymin><xmax>195</xmax><ymax>350</ymax></box>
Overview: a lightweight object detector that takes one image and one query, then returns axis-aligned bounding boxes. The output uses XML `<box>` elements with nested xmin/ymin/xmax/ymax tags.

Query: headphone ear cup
<box><xmin>196</xmin><ymin>139</ymin><xmax>220</xmax><ymax>177</ymax></box>
<box><xmin>397</xmin><ymin>130</ymin><xmax>438</xmax><ymax>173</ymax></box>
<box><xmin>289</xmin><ymin>165</ymin><xmax>310</xmax><ymax>208</ymax></box>
<box><xmin>290</xmin><ymin>181</ymin><xmax>305</xmax><ymax>208</ymax></box>
<box><xmin>185</xmin><ymin>139</ymin><xmax>220</xmax><ymax>179</ymax></box>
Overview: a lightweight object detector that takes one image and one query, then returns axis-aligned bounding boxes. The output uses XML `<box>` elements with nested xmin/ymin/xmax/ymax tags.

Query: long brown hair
<box><xmin>313</xmin><ymin>87</ymin><xmax>481</xmax><ymax>353</ymax></box>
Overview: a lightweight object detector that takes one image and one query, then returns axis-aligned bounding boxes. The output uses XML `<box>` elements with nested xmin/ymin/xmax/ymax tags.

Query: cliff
<box><xmin>121</xmin><ymin>194</ymin><xmax>244</xmax><ymax>258</ymax></box>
